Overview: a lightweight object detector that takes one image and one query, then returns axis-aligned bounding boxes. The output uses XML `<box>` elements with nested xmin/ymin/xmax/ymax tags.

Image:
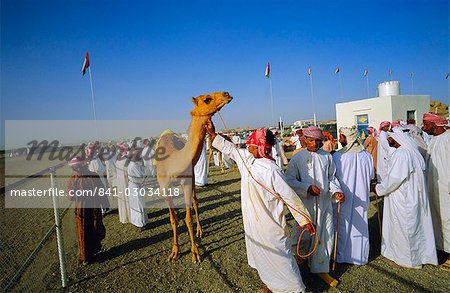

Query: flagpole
<box><xmin>309</xmin><ymin>73</ymin><xmax>317</xmax><ymax>126</ymax></box>
<box><xmin>88</xmin><ymin>67</ymin><xmax>99</xmax><ymax>140</ymax></box>
<box><xmin>366</xmin><ymin>75</ymin><xmax>370</xmax><ymax>98</ymax></box>
<box><xmin>338</xmin><ymin>73</ymin><xmax>344</xmax><ymax>100</ymax></box>
<box><xmin>411</xmin><ymin>74</ymin><xmax>414</xmax><ymax>94</ymax></box>
<box><xmin>269</xmin><ymin>77</ymin><xmax>275</xmax><ymax>128</ymax></box>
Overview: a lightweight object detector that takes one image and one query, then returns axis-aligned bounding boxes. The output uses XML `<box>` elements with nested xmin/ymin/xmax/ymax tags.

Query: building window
<box><xmin>407</xmin><ymin>110</ymin><xmax>416</xmax><ymax>120</ymax></box>
<box><xmin>355</xmin><ymin>114</ymin><xmax>369</xmax><ymax>139</ymax></box>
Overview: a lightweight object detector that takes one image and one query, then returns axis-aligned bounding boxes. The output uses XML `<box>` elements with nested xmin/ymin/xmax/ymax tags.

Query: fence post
<box><xmin>50</xmin><ymin>168</ymin><xmax>67</xmax><ymax>288</ymax></box>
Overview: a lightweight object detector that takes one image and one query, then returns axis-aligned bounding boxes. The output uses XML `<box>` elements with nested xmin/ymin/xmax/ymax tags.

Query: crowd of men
<box><xmin>66</xmin><ymin>111</ymin><xmax>449</xmax><ymax>292</ymax></box>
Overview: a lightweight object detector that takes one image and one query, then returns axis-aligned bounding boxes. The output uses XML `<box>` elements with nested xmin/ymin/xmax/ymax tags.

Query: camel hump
<box><xmin>156</xmin><ymin>129</ymin><xmax>186</xmax><ymax>152</ymax></box>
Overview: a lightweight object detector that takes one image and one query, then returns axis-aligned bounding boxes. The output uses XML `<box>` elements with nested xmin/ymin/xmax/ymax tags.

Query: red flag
<box><xmin>308</xmin><ymin>66</ymin><xmax>312</xmax><ymax>76</ymax></box>
<box><xmin>363</xmin><ymin>69</ymin><xmax>368</xmax><ymax>77</ymax></box>
<box><xmin>265</xmin><ymin>62</ymin><xmax>270</xmax><ymax>78</ymax></box>
<box><xmin>335</xmin><ymin>66</ymin><xmax>340</xmax><ymax>74</ymax></box>
<box><xmin>82</xmin><ymin>52</ymin><xmax>90</xmax><ymax>76</ymax></box>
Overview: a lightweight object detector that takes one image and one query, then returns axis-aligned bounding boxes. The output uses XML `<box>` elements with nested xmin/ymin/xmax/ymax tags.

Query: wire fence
<box><xmin>1</xmin><ymin>163</ymin><xmax>78</xmax><ymax>292</ymax></box>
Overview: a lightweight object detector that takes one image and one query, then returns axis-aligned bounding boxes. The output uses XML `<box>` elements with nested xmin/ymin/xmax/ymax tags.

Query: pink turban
<box><xmin>423</xmin><ymin>112</ymin><xmax>448</xmax><ymax>127</ymax></box>
<box><xmin>302</xmin><ymin>126</ymin><xmax>324</xmax><ymax>140</ymax></box>
<box><xmin>68</xmin><ymin>156</ymin><xmax>87</xmax><ymax>167</ymax></box>
<box><xmin>246</xmin><ymin>128</ymin><xmax>275</xmax><ymax>161</ymax></box>
<box><xmin>117</xmin><ymin>143</ymin><xmax>129</xmax><ymax>155</ymax></box>
<box><xmin>366</xmin><ymin>126</ymin><xmax>379</xmax><ymax>138</ymax></box>
<box><xmin>391</xmin><ymin>120</ymin><xmax>401</xmax><ymax>128</ymax></box>
<box><xmin>379</xmin><ymin>121</ymin><xmax>391</xmax><ymax>130</ymax></box>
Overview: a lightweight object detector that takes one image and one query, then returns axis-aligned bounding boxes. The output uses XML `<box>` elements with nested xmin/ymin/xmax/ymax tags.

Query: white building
<box><xmin>292</xmin><ymin>119</ymin><xmax>314</xmax><ymax>128</ymax></box>
<box><xmin>336</xmin><ymin>81</ymin><xmax>430</xmax><ymax>137</ymax></box>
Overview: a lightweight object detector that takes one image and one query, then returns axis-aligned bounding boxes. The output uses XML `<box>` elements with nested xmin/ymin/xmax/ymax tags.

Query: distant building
<box><xmin>292</xmin><ymin>119</ymin><xmax>314</xmax><ymax>129</ymax></box>
<box><xmin>336</xmin><ymin>81</ymin><xmax>430</xmax><ymax>138</ymax></box>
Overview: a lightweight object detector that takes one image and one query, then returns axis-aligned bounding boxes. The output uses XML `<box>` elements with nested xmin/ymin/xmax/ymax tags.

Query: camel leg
<box><xmin>192</xmin><ymin>188</ymin><xmax>203</xmax><ymax>238</ymax></box>
<box><xmin>182</xmin><ymin>182</ymin><xmax>202</xmax><ymax>263</ymax></box>
<box><xmin>167</xmin><ymin>201</ymin><xmax>180</xmax><ymax>261</ymax></box>
<box><xmin>219</xmin><ymin>151</ymin><xmax>225</xmax><ymax>173</ymax></box>
<box><xmin>160</xmin><ymin>176</ymin><xmax>180</xmax><ymax>261</ymax></box>
<box><xmin>207</xmin><ymin>149</ymin><xmax>213</xmax><ymax>174</ymax></box>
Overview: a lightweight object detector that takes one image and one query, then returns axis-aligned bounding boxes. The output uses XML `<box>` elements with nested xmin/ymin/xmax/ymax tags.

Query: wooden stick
<box><xmin>332</xmin><ymin>201</ymin><xmax>342</xmax><ymax>272</ymax></box>
<box><xmin>374</xmin><ymin>192</ymin><xmax>382</xmax><ymax>240</ymax></box>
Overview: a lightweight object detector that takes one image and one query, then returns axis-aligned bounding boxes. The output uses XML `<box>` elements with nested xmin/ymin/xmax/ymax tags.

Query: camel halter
<box><xmin>216</xmin><ymin>111</ymin><xmax>319</xmax><ymax>258</ymax></box>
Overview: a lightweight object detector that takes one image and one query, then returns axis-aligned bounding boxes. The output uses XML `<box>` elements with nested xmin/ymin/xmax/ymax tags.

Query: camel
<box><xmin>155</xmin><ymin>91</ymin><xmax>232</xmax><ymax>263</ymax></box>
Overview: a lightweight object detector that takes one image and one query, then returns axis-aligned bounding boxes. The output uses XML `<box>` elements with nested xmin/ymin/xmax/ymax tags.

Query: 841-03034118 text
<box><xmin>118</xmin><ymin>187</ymin><xmax>181</xmax><ymax>197</ymax></box>
<box><xmin>9</xmin><ymin>187</ymin><xmax>181</xmax><ymax>197</ymax></box>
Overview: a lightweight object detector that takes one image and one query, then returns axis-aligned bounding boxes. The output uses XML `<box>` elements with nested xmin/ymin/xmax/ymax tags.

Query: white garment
<box><xmin>222</xmin><ymin>153</ymin><xmax>233</xmax><ymax>169</ymax></box>
<box><xmin>376</xmin><ymin>130</ymin><xmax>393</xmax><ymax>182</ymax></box>
<box><xmin>290</xmin><ymin>135</ymin><xmax>302</xmax><ymax>150</ymax></box>
<box><xmin>405</xmin><ymin>124</ymin><xmax>428</xmax><ymax>158</ymax></box>
<box><xmin>142</xmin><ymin>146</ymin><xmax>156</xmax><ymax>177</ymax></box>
<box><xmin>213</xmin><ymin>151</ymin><xmax>220</xmax><ymax>167</ymax></box>
<box><xmin>375</xmin><ymin>147</ymin><xmax>437</xmax><ymax>267</ymax></box>
<box><xmin>105</xmin><ymin>152</ymin><xmax>117</xmax><ymax>188</ymax></box>
<box><xmin>213</xmin><ymin>135</ymin><xmax>310</xmax><ymax>293</ymax></box>
<box><xmin>232</xmin><ymin>135</ymin><xmax>241</xmax><ymax>146</ymax></box>
<box><xmin>194</xmin><ymin>142</ymin><xmax>208</xmax><ymax>186</ymax></box>
<box><xmin>285</xmin><ymin>149</ymin><xmax>343</xmax><ymax>273</ymax></box>
<box><xmin>272</xmin><ymin>140</ymin><xmax>284</xmax><ymax>170</ymax></box>
<box><xmin>332</xmin><ymin>151</ymin><xmax>374</xmax><ymax>265</ymax></box>
<box><xmin>425</xmin><ymin>131</ymin><xmax>450</xmax><ymax>253</ymax></box>
<box><xmin>88</xmin><ymin>157</ymin><xmax>108</xmax><ymax>188</ymax></box>
<box><xmin>422</xmin><ymin>131</ymin><xmax>432</xmax><ymax>144</ymax></box>
<box><xmin>116</xmin><ymin>158</ymin><xmax>130</xmax><ymax>223</ymax></box>
<box><xmin>127</xmin><ymin>161</ymin><xmax>148</xmax><ymax>228</ymax></box>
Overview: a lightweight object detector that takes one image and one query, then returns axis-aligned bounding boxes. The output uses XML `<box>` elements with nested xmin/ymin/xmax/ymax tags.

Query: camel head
<box><xmin>190</xmin><ymin>91</ymin><xmax>233</xmax><ymax>116</ymax></box>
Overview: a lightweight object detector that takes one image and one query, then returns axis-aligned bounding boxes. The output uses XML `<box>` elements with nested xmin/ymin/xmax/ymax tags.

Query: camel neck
<box><xmin>185</xmin><ymin>115</ymin><xmax>209</xmax><ymax>161</ymax></box>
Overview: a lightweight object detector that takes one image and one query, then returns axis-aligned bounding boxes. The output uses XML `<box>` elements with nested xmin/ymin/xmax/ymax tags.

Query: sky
<box><xmin>1</xmin><ymin>0</ymin><xmax>449</xmax><ymax>147</ymax></box>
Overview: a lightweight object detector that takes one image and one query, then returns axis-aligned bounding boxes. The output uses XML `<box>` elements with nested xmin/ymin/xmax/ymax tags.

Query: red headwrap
<box><xmin>117</xmin><ymin>143</ymin><xmax>129</xmax><ymax>155</ymax></box>
<box><xmin>379</xmin><ymin>121</ymin><xmax>391</xmax><ymax>130</ymax></box>
<box><xmin>423</xmin><ymin>112</ymin><xmax>448</xmax><ymax>127</ymax></box>
<box><xmin>68</xmin><ymin>156</ymin><xmax>87</xmax><ymax>167</ymax></box>
<box><xmin>366</xmin><ymin>126</ymin><xmax>379</xmax><ymax>137</ymax></box>
<box><xmin>322</xmin><ymin>131</ymin><xmax>335</xmax><ymax>144</ymax></box>
<box><xmin>302</xmin><ymin>126</ymin><xmax>324</xmax><ymax>140</ymax></box>
<box><xmin>246</xmin><ymin>128</ymin><xmax>275</xmax><ymax>161</ymax></box>
<box><xmin>391</xmin><ymin>120</ymin><xmax>401</xmax><ymax>128</ymax></box>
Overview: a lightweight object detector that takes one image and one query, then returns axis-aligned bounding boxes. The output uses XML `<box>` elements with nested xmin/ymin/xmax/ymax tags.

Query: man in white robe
<box><xmin>206</xmin><ymin>122</ymin><xmax>313</xmax><ymax>293</ymax></box>
<box><xmin>290</xmin><ymin>129</ymin><xmax>303</xmax><ymax>150</ymax></box>
<box><xmin>375</xmin><ymin>127</ymin><xmax>437</xmax><ymax>268</ymax></box>
<box><xmin>104</xmin><ymin>145</ymin><xmax>118</xmax><ymax>189</ymax></box>
<box><xmin>285</xmin><ymin>126</ymin><xmax>344</xmax><ymax>287</ymax></box>
<box><xmin>127</xmin><ymin>150</ymin><xmax>148</xmax><ymax>230</ymax></box>
<box><xmin>271</xmin><ymin>130</ymin><xmax>288</xmax><ymax>170</ymax></box>
<box><xmin>405</xmin><ymin>118</ymin><xmax>428</xmax><ymax>158</ymax></box>
<box><xmin>333</xmin><ymin>126</ymin><xmax>374</xmax><ymax>265</ymax></box>
<box><xmin>376</xmin><ymin>121</ymin><xmax>393</xmax><ymax>183</ymax></box>
<box><xmin>142</xmin><ymin>138</ymin><xmax>156</xmax><ymax>178</ymax></box>
<box><xmin>87</xmin><ymin>145</ymin><xmax>111</xmax><ymax>215</ymax></box>
<box><xmin>194</xmin><ymin>141</ymin><xmax>208</xmax><ymax>186</ymax></box>
<box><xmin>116</xmin><ymin>144</ymin><xmax>130</xmax><ymax>223</ymax></box>
<box><xmin>422</xmin><ymin>112</ymin><xmax>450</xmax><ymax>271</ymax></box>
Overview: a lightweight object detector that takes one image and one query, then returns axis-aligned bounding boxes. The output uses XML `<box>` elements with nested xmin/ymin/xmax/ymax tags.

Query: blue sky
<box><xmin>1</xmin><ymin>0</ymin><xmax>449</xmax><ymax>147</ymax></box>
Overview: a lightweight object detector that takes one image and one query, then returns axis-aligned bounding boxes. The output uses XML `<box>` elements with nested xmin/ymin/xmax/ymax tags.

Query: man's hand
<box><xmin>334</xmin><ymin>192</ymin><xmax>345</xmax><ymax>203</ymax></box>
<box><xmin>307</xmin><ymin>185</ymin><xmax>321</xmax><ymax>197</ymax></box>
<box><xmin>303</xmin><ymin>222</ymin><xmax>316</xmax><ymax>235</ymax></box>
<box><xmin>205</xmin><ymin>119</ymin><xmax>217</xmax><ymax>140</ymax></box>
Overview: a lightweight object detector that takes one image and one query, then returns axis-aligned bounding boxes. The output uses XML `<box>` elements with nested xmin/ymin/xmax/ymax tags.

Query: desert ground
<box><xmin>1</xmin><ymin>155</ymin><xmax>449</xmax><ymax>292</ymax></box>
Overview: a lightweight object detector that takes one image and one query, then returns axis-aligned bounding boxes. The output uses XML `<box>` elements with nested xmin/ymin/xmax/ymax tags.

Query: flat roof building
<box><xmin>336</xmin><ymin>81</ymin><xmax>430</xmax><ymax>137</ymax></box>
